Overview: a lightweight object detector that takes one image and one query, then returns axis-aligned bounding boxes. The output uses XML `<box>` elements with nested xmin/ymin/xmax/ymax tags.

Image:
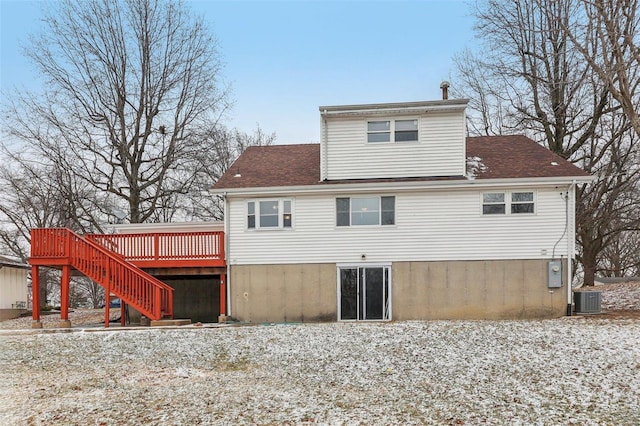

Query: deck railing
<box><xmin>30</xmin><ymin>228</ymin><xmax>173</xmax><ymax>320</ymax></box>
<box><xmin>86</xmin><ymin>231</ymin><xmax>225</xmax><ymax>268</ymax></box>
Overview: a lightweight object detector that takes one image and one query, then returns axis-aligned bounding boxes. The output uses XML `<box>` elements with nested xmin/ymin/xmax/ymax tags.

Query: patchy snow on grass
<box><xmin>598</xmin><ymin>281</ymin><xmax>640</xmax><ymax>311</ymax></box>
<box><xmin>0</xmin><ymin>309</ymin><xmax>120</xmax><ymax>330</ymax></box>
<box><xmin>1</xmin><ymin>319</ymin><xmax>639</xmax><ymax>425</ymax></box>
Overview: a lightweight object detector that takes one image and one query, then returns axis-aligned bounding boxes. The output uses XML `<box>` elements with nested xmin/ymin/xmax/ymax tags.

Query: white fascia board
<box><xmin>212</xmin><ymin>175</ymin><xmax>595</xmax><ymax>198</ymax></box>
<box><xmin>319</xmin><ymin>100</ymin><xmax>469</xmax><ymax>117</ymax></box>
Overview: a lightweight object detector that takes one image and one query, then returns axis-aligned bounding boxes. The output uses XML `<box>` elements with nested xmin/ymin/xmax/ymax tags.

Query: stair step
<box><xmin>149</xmin><ymin>319</ymin><xmax>191</xmax><ymax>327</ymax></box>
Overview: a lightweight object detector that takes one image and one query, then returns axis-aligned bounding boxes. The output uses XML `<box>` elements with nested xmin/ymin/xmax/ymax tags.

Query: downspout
<box><xmin>223</xmin><ymin>192</ymin><xmax>231</xmax><ymax>317</ymax></box>
<box><xmin>566</xmin><ymin>180</ymin><xmax>576</xmax><ymax>316</ymax></box>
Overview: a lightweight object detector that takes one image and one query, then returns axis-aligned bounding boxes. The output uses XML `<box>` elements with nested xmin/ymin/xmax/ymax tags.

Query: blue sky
<box><xmin>0</xmin><ymin>0</ymin><xmax>476</xmax><ymax>144</ymax></box>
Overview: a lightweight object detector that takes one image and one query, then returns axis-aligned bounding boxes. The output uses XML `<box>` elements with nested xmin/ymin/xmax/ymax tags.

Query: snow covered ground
<box><xmin>1</xmin><ymin>281</ymin><xmax>639</xmax><ymax>425</ymax></box>
<box><xmin>598</xmin><ymin>281</ymin><xmax>640</xmax><ymax>311</ymax></box>
<box><xmin>1</xmin><ymin>318</ymin><xmax>639</xmax><ymax>425</ymax></box>
<box><xmin>0</xmin><ymin>309</ymin><xmax>121</xmax><ymax>330</ymax></box>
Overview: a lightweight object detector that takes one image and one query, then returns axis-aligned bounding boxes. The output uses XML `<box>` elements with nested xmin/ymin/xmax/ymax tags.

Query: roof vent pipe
<box><xmin>440</xmin><ymin>81</ymin><xmax>450</xmax><ymax>100</ymax></box>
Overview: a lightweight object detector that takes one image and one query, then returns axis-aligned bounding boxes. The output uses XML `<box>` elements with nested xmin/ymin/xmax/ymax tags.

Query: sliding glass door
<box><xmin>339</xmin><ymin>265</ymin><xmax>391</xmax><ymax>321</ymax></box>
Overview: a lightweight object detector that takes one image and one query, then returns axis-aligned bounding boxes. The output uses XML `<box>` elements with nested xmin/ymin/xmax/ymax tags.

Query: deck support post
<box><xmin>31</xmin><ymin>266</ymin><xmax>42</xmax><ymax>328</ymax></box>
<box><xmin>105</xmin><ymin>273</ymin><xmax>110</xmax><ymax>328</ymax></box>
<box><xmin>154</xmin><ymin>290</ymin><xmax>161</xmax><ymax>320</ymax></box>
<box><xmin>60</xmin><ymin>265</ymin><xmax>70</xmax><ymax>321</ymax></box>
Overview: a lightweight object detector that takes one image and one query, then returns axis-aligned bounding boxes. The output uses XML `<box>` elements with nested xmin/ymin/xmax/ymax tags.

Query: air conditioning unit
<box><xmin>574</xmin><ymin>291</ymin><xmax>602</xmax><ymax>314</ymax></box>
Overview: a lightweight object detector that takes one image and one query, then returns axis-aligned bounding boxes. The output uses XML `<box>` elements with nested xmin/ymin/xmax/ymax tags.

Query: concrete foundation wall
<box><xmin>230</xmin><ymin>264</ymin><xmax>337</xmax><ymax>323</ymax></box>
<box><xmin>230</xmin><ymin>259</ymin><xmax>566</xmax><ymax>322</ymax></box>
<box><xmin>393</xmin><ymin>259</ymin><xmax>566</xmax><ymax>320</ymax></box>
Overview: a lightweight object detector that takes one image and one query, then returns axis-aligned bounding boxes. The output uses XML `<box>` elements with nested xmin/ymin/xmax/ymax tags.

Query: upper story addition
<box><xmin>319</xmin><ymin>99</ymin><xmax>467</xmax><ymax>181</ymax></box>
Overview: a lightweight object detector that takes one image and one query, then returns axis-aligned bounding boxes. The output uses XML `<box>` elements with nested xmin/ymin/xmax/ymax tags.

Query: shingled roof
<box><xmin>0</xmin><ymin>255</ymin><xmax>29</xmax><ymax>269</ymax></box>
<box><xmin>212</xmin><ymin>135</ymin><xmax>588</xmax><ymax>190</ymax></box>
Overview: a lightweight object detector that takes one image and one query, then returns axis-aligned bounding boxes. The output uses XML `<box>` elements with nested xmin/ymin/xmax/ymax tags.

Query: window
<box><xmin>367</xmin><ymin>119</ymin><xmax>418</xmax><ymax>143</ymax></box>
<box><xmin>283</xmin><ymin>200</ymin><xmax>292</xmax><ymax>227</ymax></box>
<box><xmin>247</xmin><ymin>202</ymin><xmax>256</xmax><ymax>228</ymax></box>
<box><xmin>259</xmin><ymin>200</ymin><xmax>278</xmax><ymax>227</ymax></box>
<box><xmin>482</xmin><ymin>191</ymin><xmax>535</xmax><ymax>215</ymax></box>
<box><xmin>511</xmin><ymin>192</ymin><xmax>534</xmax><ymax>213</ymax></box>
<box><xmin>482</xmin><ymin>193</ymin><xmax>505</xmax><ymax>215</ymax></box>
<box><xmin>247</xmin><ymin>199</ymin><xmax>293</xmax><ymax>229</ymax></box>
<box><xmin>336</xmin><ymin>196</ymin><xmax>395</xmax><ymax>226</ymax></box>
<box><xmin>381</xmin><ymin>196</ymin><xmax>395</xmax><ymax>225</ymax></box>
<box><xmin>367</xmin><ymin>121</ymin><xmax>390</xmax><ymax>143</ymax></box>
<box><xmin>394</xmin><ymin>120</ymin><xmax>418</xmax><ymax>142</ymax></box>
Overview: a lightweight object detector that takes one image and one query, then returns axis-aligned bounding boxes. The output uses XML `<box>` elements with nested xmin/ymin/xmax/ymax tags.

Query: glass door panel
<box><xmin>340</xmin><ymin>268</ymin><xmax>357</xmax><ymax>320</ymax></box>
<box><xmin>339</xmin><ymin>265</ymin><xmax>391</xmax><ymax>321</ymax></box>
<box><xmin>364</xmin><ymin>267</ymin><xmax>384</xmax><ymax>320</ymax></box>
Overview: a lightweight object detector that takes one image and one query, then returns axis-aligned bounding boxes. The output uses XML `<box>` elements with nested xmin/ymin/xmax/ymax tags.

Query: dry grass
<box><xmin>0</xmin><ymin>309</ymin><xmax>119</xmax><ymax>329</ymax></box>
<box><xmin>1</xmin><ymin>281</ymin><xmax>639</xmax><ymax>424</ymax></box>
<box><xmin>1</xmin><ymin>320</ymin><xmax>639</xmax><ymax>425</ymax></box>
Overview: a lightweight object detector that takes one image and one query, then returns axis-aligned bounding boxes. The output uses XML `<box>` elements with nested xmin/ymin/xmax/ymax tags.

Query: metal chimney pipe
<box><xmin>440</xmin><ymin>81</ymin><xmax>450</xmax><ymax>100</ymax></box>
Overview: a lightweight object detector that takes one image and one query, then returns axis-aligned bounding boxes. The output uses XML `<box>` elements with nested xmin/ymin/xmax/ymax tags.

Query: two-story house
<box><xmin>213</xmin><ymin>98</ymin><xmax>591</xmax><ymax>323</ymax></box>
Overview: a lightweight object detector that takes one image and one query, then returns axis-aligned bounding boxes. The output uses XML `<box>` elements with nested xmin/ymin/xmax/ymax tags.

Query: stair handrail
<box><xmin>84</xmin><ymin>233</ymin><xmax>174</xmax><ymax>292</ymax></box>
<box><xmin>31</xmin><ymin>228</ymin><xmax>173</xmax><ymax>320</ymax></box>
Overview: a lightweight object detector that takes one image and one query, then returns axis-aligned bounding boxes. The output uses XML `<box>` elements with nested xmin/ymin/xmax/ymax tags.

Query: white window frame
<box><xmin>247</xmin><ymin>199</ymin><xmax>294</xmax><ymax>230</ymax></box>
<box><xmin>510</xmin><ymin>191</ymin><xmax>535</xmax><ymax>214</ymax></box>
<box><xmin>481</xmin><ymin>191</ymin><xmax>536</xmax><ymax>215</ymax></box>
<box><xmin>366</xmin><ymin>118</ymin><xmax>419</xmax><ymax>143</ymax></box>
<box><xmin>336</xmin><ymin>196</ymin><xmax>395</xmax><ymax>227</ymax></box>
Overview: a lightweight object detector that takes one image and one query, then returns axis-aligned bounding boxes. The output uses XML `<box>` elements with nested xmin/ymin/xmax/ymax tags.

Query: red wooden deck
<box><xmin>29</xmin><ymin>228</ymin><xmax>227</xmax><ymax>327</ymax></box>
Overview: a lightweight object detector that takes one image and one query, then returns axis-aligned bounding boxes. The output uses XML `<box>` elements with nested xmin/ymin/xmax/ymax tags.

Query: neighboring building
<box><xmin>0</xmin><ymin>255</ymin><xmax>30</xmax><ymax>321</ymax></box>
<box><xmin>212</xmin><ymin>99</ymin><xmax>593</xmax><ymax>322</ymax></box>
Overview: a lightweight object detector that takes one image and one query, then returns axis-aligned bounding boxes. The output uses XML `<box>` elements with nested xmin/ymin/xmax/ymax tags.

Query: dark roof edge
<box><xmin>319</xmin><ymin>99</ymin><xmax>469</xmax><ymax>112</ymax></box>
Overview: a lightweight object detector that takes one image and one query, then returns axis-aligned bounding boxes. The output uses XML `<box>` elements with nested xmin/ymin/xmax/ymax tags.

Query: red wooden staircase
<box><xmin>29</xmin><ymin>228</ymin><xmax>173</xmax><ymax>325</ymax></box>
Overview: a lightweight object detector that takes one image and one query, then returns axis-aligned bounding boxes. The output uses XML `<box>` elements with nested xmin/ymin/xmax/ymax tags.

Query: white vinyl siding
<box><xmin>322</xmin><ymin>111</ymin><xmax>465</xmax><ymax>180</ymax></box>
<box><xmin>228</xmin><ymin>187</ymin><xmax>573</xmax><ymax>265</ymax></box>
<box><xmin>0</xmin><ymin>267</ymin><xmax>29</xmax><ymax>309</ymax></box>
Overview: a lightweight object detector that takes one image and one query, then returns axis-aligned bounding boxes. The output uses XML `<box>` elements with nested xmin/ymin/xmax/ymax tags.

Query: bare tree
<box><xmin>454</xmin><ymin>0</ymin><xmax>640</xmax><ymax>285</ymax></box>
<box><xmin>453</xmin><ymin>50</ymin><xmax>511</xmax><ymax>136</ymax></box>
<box><xmin>73</xmin><ymin>277</ymin><xmax>105</xmax><ymax>309</ymax></box>
<box><xmin>186</xmin><ymin>125</ymin><xmax>276</xmax><ymax>221</ymax></box>
<box><xmin>455</xmin><ymin>0</ymin><xmax>610</xmax><ymax>154</ymax></box>
<box><xmin>575</xmin><ymin>116</ymin><xmax>640</xmax><ymax>284</ymax></box>
<box><xmin>600</xmin><ymin>231</ymin><xmax>640</xmax><ymax>277</ymax></box>
<box><xmin>0</xmin><ymin>155</ymin><xmax>79</xmax><ymax>307</ymax></box>
<box><xmin>566</xmin><ymin>0</ymin><xmax>640</xmax><ymax>137</ymax></box>
<box><xmin>3</xmin><ymin>0</ymin><xmax>229</xmax><ymax>228</ymax></box>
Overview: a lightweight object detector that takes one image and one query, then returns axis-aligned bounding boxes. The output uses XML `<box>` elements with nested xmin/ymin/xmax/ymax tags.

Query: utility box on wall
<box><xmin>548</xmin><ymin>260</ymin><xmax>562</xmax><ymax>288</ymax></box>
